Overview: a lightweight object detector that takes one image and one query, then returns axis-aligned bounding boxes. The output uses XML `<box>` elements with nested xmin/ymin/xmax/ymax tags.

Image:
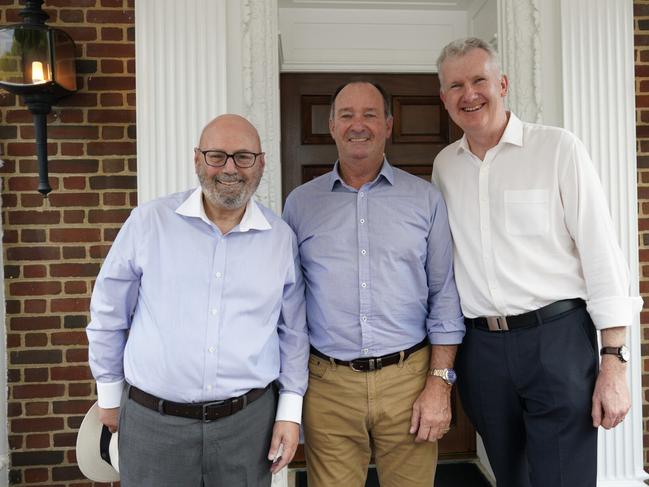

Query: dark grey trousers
<box><xmin>456</xmin><ymin>306</ymin><xmax>598</xmax><ymax>487</ymax></box>
<box><xmin>118</xmin><ymin>386</ymin><xmax>276</xmax><ymax>487</ymax></box>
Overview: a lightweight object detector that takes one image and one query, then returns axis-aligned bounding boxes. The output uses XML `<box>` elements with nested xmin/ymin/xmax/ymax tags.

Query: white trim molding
<box><xmin>560</xmin><ymin>0</ymin><xmax>647</xmax><ymax>485</ymax></box>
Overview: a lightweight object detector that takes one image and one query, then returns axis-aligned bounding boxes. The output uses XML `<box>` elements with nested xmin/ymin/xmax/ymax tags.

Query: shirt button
<box><xmin>361</xmin><ymin>282</ymin><xmax>367</xmax><ymax>288</ymax></box>
<box><xmin>362</xmin><ymin>348</ymin><xmax>369</xmax><ymax>355</ymax></box>
<box><xmin>208</xmin><ymin>346</ymin><xmax>215</xmax><ymax>353</ymax></box>
<box><xmin>360</xmin><ymin>218</ymin><xmax>365</xmax><ymax>224</ymax></box>
<box><xmin>211</xmin><ymin>308</ymin><xmax>218</xmax><ymax>315</ymax></box>
<box><xmin>359</xmin><ymin>192</ymin><xmax>365</xmax><ymax>197</ymax></box>
<box><xmin>215</xmin><ymin>272</ymin><xmax>222</xmax><ymax>278</ymax></box>
<box><xmin>361</xmin><ymin>249</ymin><xmax>367</xmax><ymax>255</ymax></box>
<box><xmin>361</xmin><ymin>315</ymin><xmax>367</xmax><ymax>322</ymax></box>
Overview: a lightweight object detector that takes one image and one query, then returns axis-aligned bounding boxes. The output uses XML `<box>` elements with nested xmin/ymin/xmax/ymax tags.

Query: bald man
<box><xmin>87</xmin><ymin>115</ymin><xmax>309</xmax><ymax>486</ymax></box>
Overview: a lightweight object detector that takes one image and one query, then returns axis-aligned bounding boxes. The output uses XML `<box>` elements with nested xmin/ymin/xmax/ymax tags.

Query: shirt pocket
<box><xmin>504</xmin><ymin>189</ymin><xmax>550</xmax><ymax>236</ymax></box>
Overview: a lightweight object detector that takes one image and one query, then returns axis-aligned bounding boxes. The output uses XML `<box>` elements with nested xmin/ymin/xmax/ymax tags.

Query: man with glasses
<box><xmin>283</xmin><ymin>81</ymin><xmax>465</xmax><ymax>487</ymax></box>
<box><xmin>87</xmin><ymin>114</ymin><xmax>309</xmax><ymax>486</ymax></box>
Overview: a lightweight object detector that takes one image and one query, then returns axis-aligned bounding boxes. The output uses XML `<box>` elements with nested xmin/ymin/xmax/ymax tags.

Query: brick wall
<box><xmin>0</xmin><ymin>0</ymin><xmax>135</xmax><ymax>485</ymax></box>
<box><xmin>637</xmin><ymin>1</ymin><xmax>649</xmax><ymax>477</ymax></box>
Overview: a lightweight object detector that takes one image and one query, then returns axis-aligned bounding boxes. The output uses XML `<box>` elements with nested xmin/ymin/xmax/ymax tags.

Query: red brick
<box><xmin>53</xmin><ymin>432</ymin><xmax>77</xmax><ymax>448</ymax></box>
<box><xmin>88</xmin><ymin>109</ymin><xmax>135</xmax><ymax>123</ymax></box>
<box><xmin>51</xmin><ymin>331</ymin><xmax>87</xmax><ymax>346</ymax></box>
<box><xmin>10</xmin><ymin>316</ymin><xmax>60</xmax><ymax>331</ymax></box>
<box><xmin>89</xmin><ymin>245</ymin><xmax>112</xmax><ymax>259</ymax></box>
<box><xmin>25</xmin><ymin>333</ymin><xmax>48</xmax><ymax>347</ymax></box>
<box><xmin>50</xmin><ymin>263</ymin><xmax>100</xmax><ymax>278</ymax></box>
<box><xmin>102</xmin><ymin>126</ymin><xmax>125</xmax><ymax>139</ymax></box>
<box><xmin>60</xmin><ymin>142</ymin><xmax>85</xmax><ymax>156</ymax></box>
<box><xmin>24</xmin><ymin>468</ymin><xmax>49</xmax><ymax>483</ymax></box>
<box><xmin>100</xmin><ymin>92</ymin><xmax>124</xmax><ymax>106</ymax></box>
<box><xmin>63</xmin><ymin>176</ymin><xmax>87</xmax><ymax>190</ymax></box>
<box><xmin>50</xmin><ymin>228</ymin><xmax>101</xmax><ymax>243</ymax></box>
<box><xmin>51</xmin><ymin>366</ymin><xmax>92</xmax><ymax>381</ymax></box>
<box><xmin>101</xmin><ymin>59</ymin><xmax>124</xmax><ymax>73</ymax></box>
<box><xmin>6</xmin><ymin>246</ymin><xmax>61</xmax><ymax>261</ymax></box>
<box><xmin>87</xmin><ymin>75</ymin><xmax>135</xmax><ymax>91</ymax></box>
<box><xmin>46</xmin><ymin>0</ymin><xmax>96</xmax><ymax>6</ymax></box>
<box><xmin>64</xmin><ymin>281</ymin><xmax>88</xmax><ymax>295</ymax></box>
<box><xmin>24</xmin><ymin>368</ymin><xmax>50</xmax><ymax>386</ymax></box>
<box><xmin>88</xmin><ymin>208</ymin><xmax>132</xmax><ymax>223</ymax></box>
<box><xmin>8</xmin><ymin>210</ymin><xmax>61</xmax><ymax>225</ymax></box>
<box><xmin>6</xmin><ymin>334</ymin><xmax>20</xmax><ymax>348</ymax></box>
<box><xmin>64</xmin><ymin>209</ymin><xmax>86</xmax><ymax>224</ymax></box>
<box><xmin>51</xmin><ymin>298</ymin><xmax>91</xmax><ymax>313</ymax></box>
<box><xmin>59</xmin><ymin>109</ymin><xmax>84</xmax><ymax>123</ymax></box>
<box><xmin>24</xmin><ymin>299</ymin><xmax>47</xmax><ymax>313</ymax></box>
<box><xmin>11</xmin><ymin>350</ymin><xmax>62</xmax><ymax>364</ymax></box>
<box><xmin>48</xmin><ymin>193</ymin><xmax>100</xmax><ymax>207</ymax></box>
<box><xmin>10</xmin><ymin>281</ymin><xmax>61</xmax><ymax>296</ymax></box>
<box><xmin>69</xmin><ymin>383</ymin><xmax>91</xmax><ymax>397</ymax></box>
<box><xmin>21</xmin><ymin>228</ymin><xmax>46</xmax><ymax>242</ymax></box>
<box><xmin>87</xmin><ymin>142</ymin><xmax>136</xmax><ymax>156</ymax></box>
<box><xmin>62</xmin><ymin>247</ymin><xmax>87</xmax><ymax>259</ymax></box>
<box><xmin>25</xmin><ymin>434</ymin><xmax>50</xmax><ymax>449</ymax></box>
<box><xmin>62</xmin><ymin>26</ymin><xmax>98</xmax><ymax>42</ymax></box>
<box><xmin>21</xmin><ymin>193</ymin><xmax>52</xmax><ymax>208</ymax></box>
<box><xmin>13</xmin><ymin>384</ymin><xmax>65</xmax><ymax>399</ymax></box>
<box><xmin>59</xmin><ymin>9</ymin><xmax>84</xmax><ymax>23</ymax></box>
<box><xmin>101</xmin><ymin>26</ymin><xmax>123</xmax><ymax>40</ymax></box>
<box><xmin>9</xmin><ymin>176</ymin><xmax>60</xmax><ymax>192</ymax></box>
<box><xmin>53</xmin><ymin>399</ymin><xmax>94</xmax><ymax>415</ymax></box>
<box><xmin>86</xmin><ymin>9</ymin><xmax>134</xmax><ymax>23</ymax></box>
<box><xmin>103</xmin><ymin>192</ymin><xmax>126</xmax><ymax>205</ymax></box>
<box><xmin>66</xmin><ymin>349</ymin><xmax>88</xmax><ymax>363</ymax></box>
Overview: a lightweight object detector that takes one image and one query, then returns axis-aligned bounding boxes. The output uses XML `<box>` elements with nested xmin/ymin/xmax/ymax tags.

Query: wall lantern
<box><xmin>0</xmin><ymin>0</ymin><xmax>77</xmax><ymax>197</ymax></box>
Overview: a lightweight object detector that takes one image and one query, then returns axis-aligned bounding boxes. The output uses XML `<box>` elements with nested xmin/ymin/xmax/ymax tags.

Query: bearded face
<box><xmin>196</xmin><ymin>158</ymin><xmax>263</xmax><ymax>211</ymax></box>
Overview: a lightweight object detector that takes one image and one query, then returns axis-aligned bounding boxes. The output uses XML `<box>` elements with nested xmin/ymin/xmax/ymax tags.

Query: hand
<box><xmin>98</xmin><ymin>406</ymin><xmax>120</xmax><ymax>433</ymax></box>
<box><xmin>409</xmin><ymin>377</ymin><xmax>452</xmax><ymax>442</ymax></box>
<box><xmin>591</xmin><ymin>357</ymin><xmax>630</xmax><ymax>429</ymax></box>
<box><xmin>267</xmin><ymin>420</ymin><xmax>299</xmax><ymax>474</ymax></box>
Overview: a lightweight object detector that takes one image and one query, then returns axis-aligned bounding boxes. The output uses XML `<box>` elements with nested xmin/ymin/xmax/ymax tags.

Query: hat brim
<box><xmin>76</xmin><ymin>402</ymin><xmax>120</xmax><ymax>482</ymax></box>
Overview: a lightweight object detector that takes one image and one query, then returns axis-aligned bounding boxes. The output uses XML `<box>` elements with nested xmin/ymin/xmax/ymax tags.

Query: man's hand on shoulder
<box><xmin>267</xmin><ymin>420</ymin><xmax>299</xmax><ymax>474</ymax></box>
<box><xmin>409</xmin><ymin>377</ymin><xmax>452</xmax><ymax>443</ymax></box>
<box><xmin>98</xmin><ymin>406</ymin><xmax>120</xmax><ymax>433</ymax></box>
<box><xmin>592</xmin><ymin>355</ymin><xmax>630</xmax><ymax>429</ymax></box>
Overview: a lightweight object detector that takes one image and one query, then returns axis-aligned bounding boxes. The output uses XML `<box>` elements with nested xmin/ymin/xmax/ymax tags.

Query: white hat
<box><xmin>76</xmin><ymin>402</ymin><xmax>120</xmax><ymax>482</ymax></box>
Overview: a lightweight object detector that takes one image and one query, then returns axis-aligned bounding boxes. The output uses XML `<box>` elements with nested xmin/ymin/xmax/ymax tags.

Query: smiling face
<box><xmin>329</xmin><ymin>82</ymin><xmax>393</xmax><ymax>169</ymax></box>
<box><xmin>194</xmin><ymin>115</ymin><xmax>265</xmax><ymax>212</ymax></box>
<box><xmin>439</xmin><ymin>47</ymin><xmax>509</xmax><ymax>144</ymax></box>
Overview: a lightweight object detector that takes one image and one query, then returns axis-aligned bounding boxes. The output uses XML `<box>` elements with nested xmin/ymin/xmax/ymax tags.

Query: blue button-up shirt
<box><xmin>87</xmin><ymin>187</ymin><xmax>309</xmax><ymax>422</ymax></box>
<box><xmin>283</xmin><ymin>160</ymin><xmax>464</xmax><ymax>361</ymax></box>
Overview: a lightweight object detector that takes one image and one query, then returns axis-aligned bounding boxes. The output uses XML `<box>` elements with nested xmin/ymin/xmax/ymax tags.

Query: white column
<box><xmin>560</xmin><ymin>1</ymin><xmax>647</xmax><ymax>485</ymax></box>
<box><xmin>135</xmin><ymin>0</ymin><xmax>283</xmax><ymax>212</ymax></box>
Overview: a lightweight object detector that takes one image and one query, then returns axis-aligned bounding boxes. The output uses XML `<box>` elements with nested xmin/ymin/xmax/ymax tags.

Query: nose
<box><xmin>461</xmin><ymin>85</ymin><xmax>477</xmax><ymax>101</ymax></box>
<box><xmin>221</xmin><ymin>155</ymin><xmax>239</xmax><ymax>173</ymax></box>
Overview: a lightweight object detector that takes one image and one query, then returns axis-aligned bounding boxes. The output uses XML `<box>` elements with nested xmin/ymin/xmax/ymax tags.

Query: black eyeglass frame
<box><xmin>194</xmin><ymin>148</ymin><xmax>264</xmax><ymax>168</ymax></box>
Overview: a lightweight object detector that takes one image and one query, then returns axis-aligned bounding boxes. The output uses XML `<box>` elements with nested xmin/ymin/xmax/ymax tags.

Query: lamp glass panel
<box><xmin>0</xmin><ymin>26</ymin><xmax>51</xmax><ymax>87</ymax></box>
<box><xmin>52</xmin><ymin>30</ymin><xmax>76</xmax><ymax>92</ymax></box>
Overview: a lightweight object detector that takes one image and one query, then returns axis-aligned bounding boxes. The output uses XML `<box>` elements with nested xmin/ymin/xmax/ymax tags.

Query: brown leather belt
<box><xmin>465</xmin><ymin>298</ymin><xmax>585</xmax><ymax>332</ymax></box>
<box><xmin>128</xmin><ymin>384</ymin><xmax>270</xmax><ymax>421</ymax></box>
<box><xmin>310</xmin><ymin>338</ymin><xmax>428</xmax><ymax>372</ymax></box>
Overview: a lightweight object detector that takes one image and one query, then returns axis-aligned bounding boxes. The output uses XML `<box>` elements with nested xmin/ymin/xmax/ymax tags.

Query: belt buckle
<box><xmin>350</xmin><ymin>359</ymin><xmax>369</xmax><ymax>372</ymax></box>
<box><xmin>486</xmin><ymin>316</ymin><xmax>509</xmax><ymax>331</ymax></box>
<box><xmin>201</xmin><ymin>400</ymin><xmax>226</xmax><ymax>422</ymax></box>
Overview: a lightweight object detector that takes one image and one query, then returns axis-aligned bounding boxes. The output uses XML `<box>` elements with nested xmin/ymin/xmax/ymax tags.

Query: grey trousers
<box><xmin>118</xmin><ymin>385</ymin><xmax>276</xmax><ymax>487</ymax></box>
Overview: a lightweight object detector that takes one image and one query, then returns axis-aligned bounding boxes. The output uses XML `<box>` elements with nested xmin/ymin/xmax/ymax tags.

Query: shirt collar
<box><xmin>329</xmin><ymin>158</ymin><xmax>394</xmax><ymax>191</ymax></box>
<box><xmin>456</xmin><ymin>111</ymin><xmax>523</xmax><ymax>154</ymax></box>
<box><xmin>176</xmin><ymin>186</ymin><xmax>271</xmax><ymax>232</ymax></box>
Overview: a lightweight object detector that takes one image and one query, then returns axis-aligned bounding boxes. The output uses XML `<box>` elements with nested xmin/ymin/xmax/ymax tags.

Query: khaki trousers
<box><xmin>303</xmin><ymin>346</ymin><xmax>437</xmax><ymax>487</ymax></box>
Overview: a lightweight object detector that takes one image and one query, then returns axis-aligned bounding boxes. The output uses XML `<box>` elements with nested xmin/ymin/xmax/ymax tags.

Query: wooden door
<box><xmin>280</xmin><ymin>73</ymin><xmax>475</xmax><ymax>463</ymax></box>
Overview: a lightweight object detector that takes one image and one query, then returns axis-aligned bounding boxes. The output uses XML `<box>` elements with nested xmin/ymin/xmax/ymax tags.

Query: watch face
<box><xmin>619</xmin><ymin>345</ymin><xmax>630</xmax><ymax>362</ymax></box>
<box><xmin>446</xmin><ymin>369</ymin><xmax>457</xmax><ymax>385</ymax></box>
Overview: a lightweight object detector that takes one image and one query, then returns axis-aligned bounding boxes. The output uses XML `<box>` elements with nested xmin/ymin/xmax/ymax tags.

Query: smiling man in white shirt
<box><xmin>86</xmin><ymin>114</ymin><xmax>308</xmax><ymax>486</ymax></box>
<box><xmin>432</xmin><ymin>37</ymin><xmax>642</xmax><ymax>487</ymax></box>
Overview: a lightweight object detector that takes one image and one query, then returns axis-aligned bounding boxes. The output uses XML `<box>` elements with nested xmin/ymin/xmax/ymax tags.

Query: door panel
<box><xmin>280</xmin><ymin>73</ymin><xmax>474</xmax><ymax>463</ymax></box>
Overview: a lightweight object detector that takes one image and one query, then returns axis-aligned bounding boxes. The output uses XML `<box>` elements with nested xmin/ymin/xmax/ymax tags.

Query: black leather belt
<box><xmin>465</xmin><ymin>298</ymin><xmax>585</xmax><ymax>332</ymax></box>
<box><xmin>310</xmin><ymin>338</ymin><xmax>428</xmax><ymax>372</ymax></box>
<box><xmin>129</xmin><ymin>384</ymin><xmax>270</xmax><ymax>421</ymax></box>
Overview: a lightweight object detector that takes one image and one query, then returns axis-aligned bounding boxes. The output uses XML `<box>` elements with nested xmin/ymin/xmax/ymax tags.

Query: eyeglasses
<box><xmin>195</xmin><ymin>148</ymin><xmax>264</xmax><ymax>168</ymax></box>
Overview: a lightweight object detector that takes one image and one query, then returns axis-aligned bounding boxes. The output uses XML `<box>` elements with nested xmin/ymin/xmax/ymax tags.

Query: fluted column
<box><xmin>135</xmin><ymin>0</ymin><xmax>282</xmax><ymax>213</ymax></box>
<box><xmin>560</xmin><ymin>0</ymin><xmax>646</xmax><ymax>484</ymax></box>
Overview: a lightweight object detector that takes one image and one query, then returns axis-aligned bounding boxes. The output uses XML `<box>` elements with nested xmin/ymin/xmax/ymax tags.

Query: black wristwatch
<box><xmin>600</xmin><ymin>345</ymin><xmax>629</xmax><ymax>363</ymax></box>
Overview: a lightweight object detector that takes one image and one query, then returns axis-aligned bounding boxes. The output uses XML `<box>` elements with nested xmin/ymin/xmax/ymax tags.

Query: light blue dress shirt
<box><xmin>283</xmin><ymin>160</ymin><xmax>464</xmax><ymax>361</ymax></box>
<box><xmin>87</xmin><ymin>187</ymin><xmax>309</xmax><ymax>422</ymax></box>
